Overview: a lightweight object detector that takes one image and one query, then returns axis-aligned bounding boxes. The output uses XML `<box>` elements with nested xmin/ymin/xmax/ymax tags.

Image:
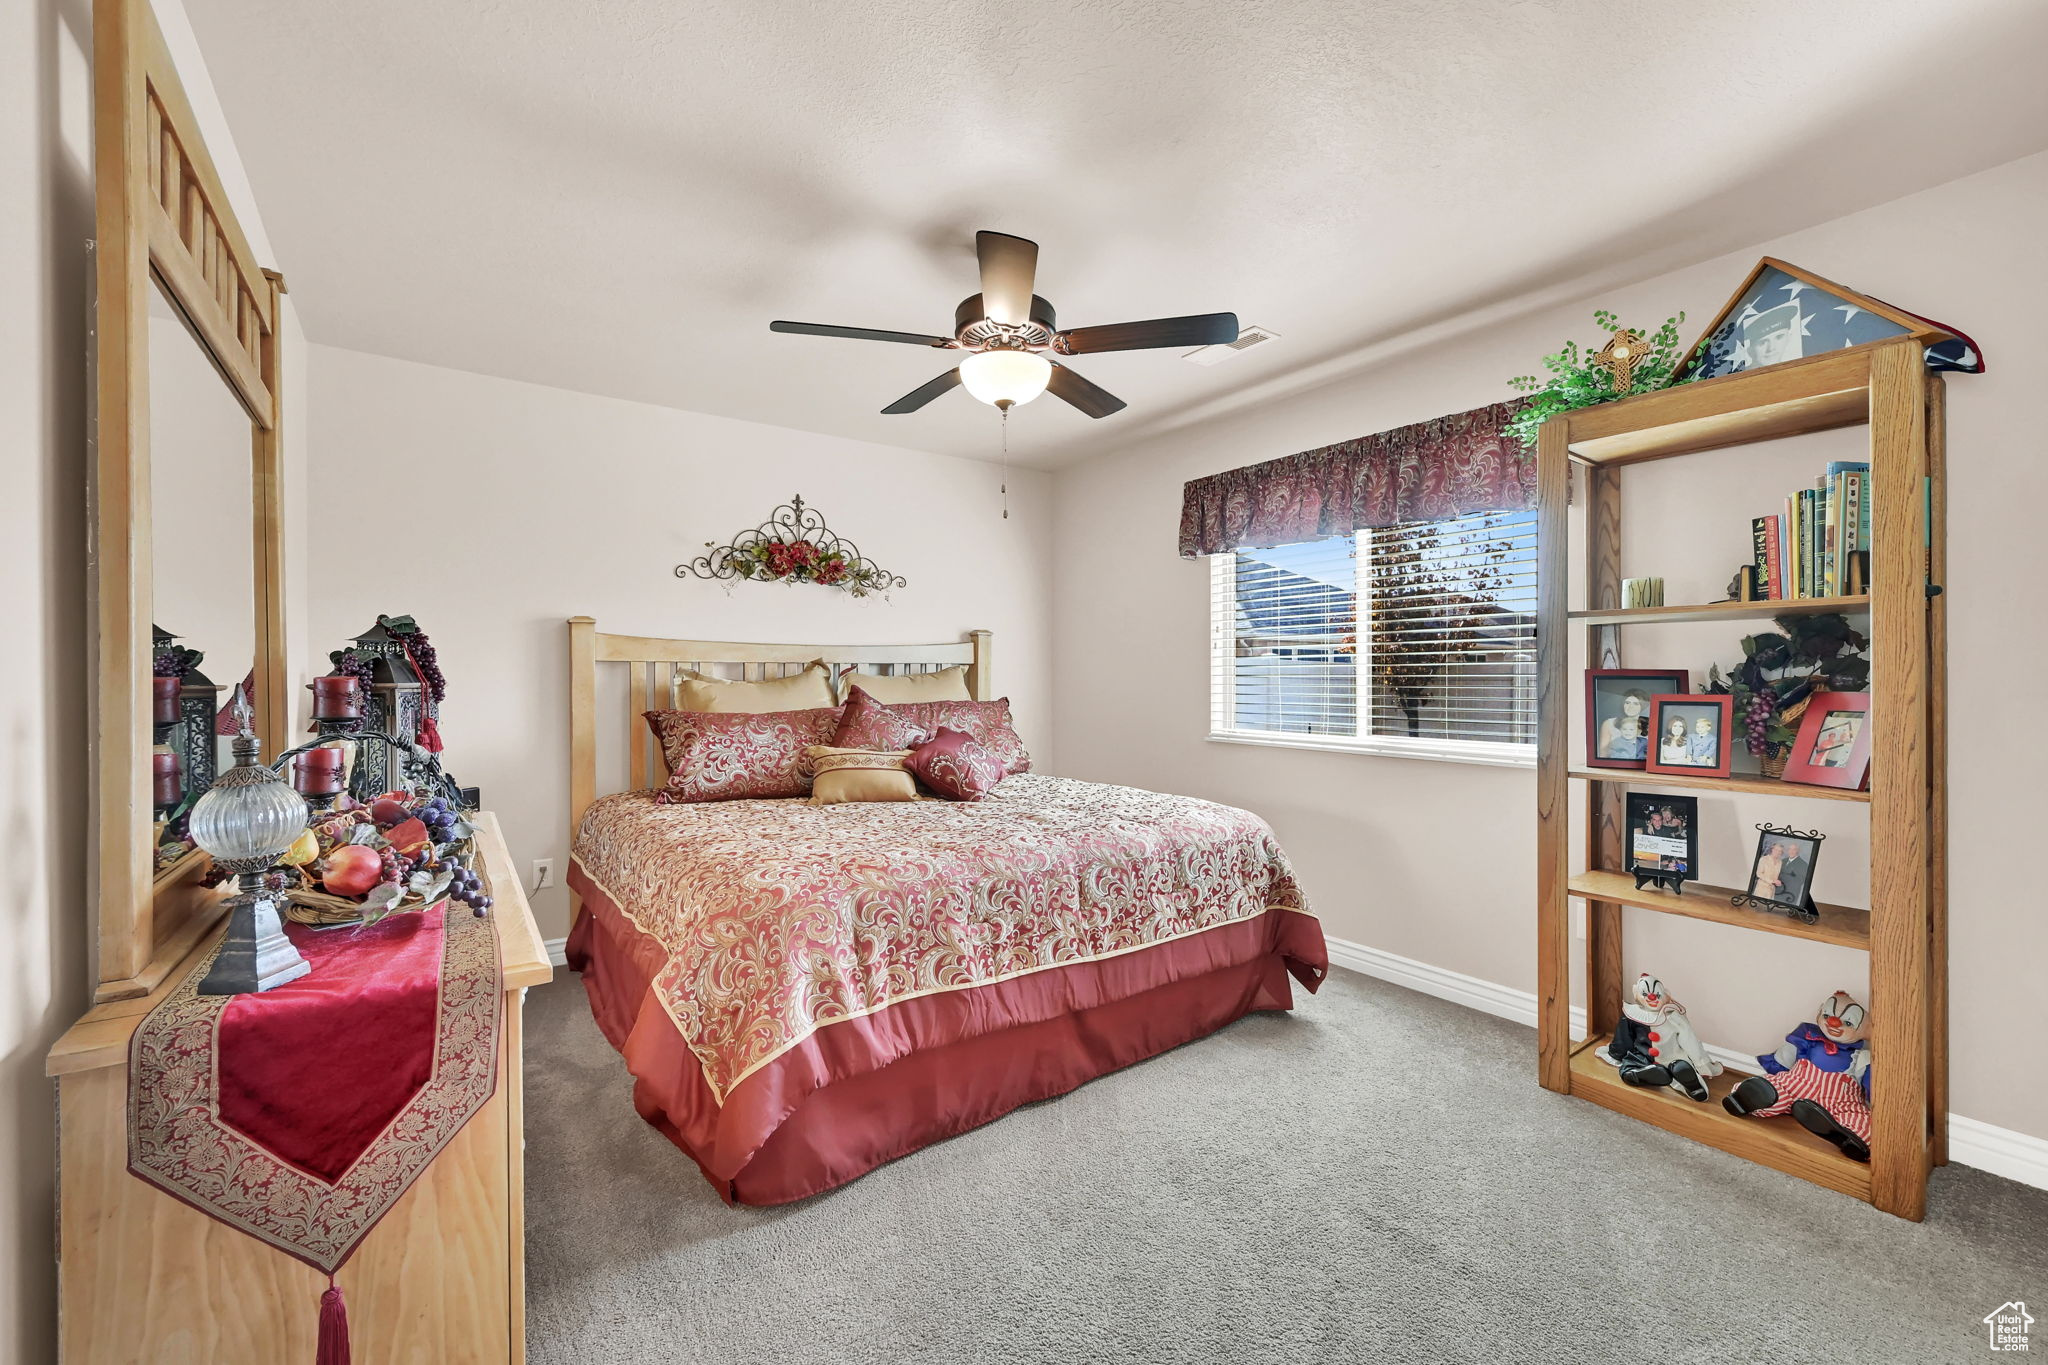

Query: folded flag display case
<box><xmin>1680</xmin><ymin>257</ymin><xmax>1984</xmax><ymax>380</ymax></box>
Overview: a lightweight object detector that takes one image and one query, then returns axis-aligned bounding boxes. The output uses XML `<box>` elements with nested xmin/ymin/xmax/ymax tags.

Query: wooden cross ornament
<box><xmin>1591</xmin><ymin>328</ymin><xmax>1651</xmax><ymax>393</ymax></box>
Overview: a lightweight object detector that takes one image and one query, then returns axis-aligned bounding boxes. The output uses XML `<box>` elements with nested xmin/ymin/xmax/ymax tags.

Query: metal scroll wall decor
<box><xmin>679</xmin><ymin>495</ymin><xmax>906</xmax><ymax>598</ymax></box>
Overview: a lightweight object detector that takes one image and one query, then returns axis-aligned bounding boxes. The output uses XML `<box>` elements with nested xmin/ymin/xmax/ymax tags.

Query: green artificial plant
<box><xmin>1505</xmin><ymin>310</ymin><xmax>1691</xmax><ymax>450</ymax></box>
<box><xmin>1705</xmin><ymin>613</ymin><xmax>1870</xmax><ymax>758</ymax></box>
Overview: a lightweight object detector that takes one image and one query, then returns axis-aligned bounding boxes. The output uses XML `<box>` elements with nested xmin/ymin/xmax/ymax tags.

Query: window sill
<box><xmin>1206</xmin><ymin>730</ymin><xmax>1537</xmax><ymax>770</ymax></box>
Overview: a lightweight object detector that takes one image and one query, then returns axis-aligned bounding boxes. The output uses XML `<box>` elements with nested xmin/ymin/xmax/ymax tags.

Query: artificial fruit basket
<box><xmin>277</xmin><ymin>790</ymin><xmax>494</xmax><ymax>927</ymax></box>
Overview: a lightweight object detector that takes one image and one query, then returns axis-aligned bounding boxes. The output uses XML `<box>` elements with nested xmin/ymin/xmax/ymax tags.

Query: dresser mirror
<box><xmin>92</xmin><ymin>0</ymin><xmax>289</xmax><ymax>999</ymax></box>
<box><xmin>148</xmin><ymin>275</ymin><xmax>259</xmax><ymax>868</ymax></box>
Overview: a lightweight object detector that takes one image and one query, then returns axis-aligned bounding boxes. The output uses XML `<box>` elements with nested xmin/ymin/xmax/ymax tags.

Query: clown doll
<box><xmin>1596</xmin><ymin>974</ymin><xmax>1722</xmax><ymax>1101</ymax></box>
<box><xmin>1722</xmin><ymin>991</ymin><xmax>1871</xmax><ymax>1162</ymax></box>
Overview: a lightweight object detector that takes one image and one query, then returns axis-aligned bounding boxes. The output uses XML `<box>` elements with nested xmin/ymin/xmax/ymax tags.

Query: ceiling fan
<box><xmin>769</xmin><ymin>230</ymin><xmax>1239</xmax><ymax>419</ymax></box>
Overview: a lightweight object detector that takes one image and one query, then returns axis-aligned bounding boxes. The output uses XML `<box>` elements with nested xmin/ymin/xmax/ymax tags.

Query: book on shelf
<box><xmin>1827</xmin><ymin>461</ymin><xmax>1869</xmax><ymax>599</ymax></box>
<box><xmin>1799</xmin><ymin>488</ymin><xmax>1819</xmax><ymax>598</ymax></box>
<box><xmin>1756</xmin><ymin>466</ymin><xmax>1870</xmax><ymax>602</ymax></box>
<box><xmin>1752</xmin><ymin>515</ymin><xmax>1783</xmax><ymax>601</ymax></box>
<box><xmin>1783</xmin><ymin>494</ymin><xmax>1798</xmax><ymax>599</ymax></box>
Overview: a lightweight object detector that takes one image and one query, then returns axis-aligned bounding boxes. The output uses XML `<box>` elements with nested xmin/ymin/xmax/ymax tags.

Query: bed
<box><xmin>563</xmin><ymin>619</ymin><xmax>1327</xmax><ymax>1204</ymax></box>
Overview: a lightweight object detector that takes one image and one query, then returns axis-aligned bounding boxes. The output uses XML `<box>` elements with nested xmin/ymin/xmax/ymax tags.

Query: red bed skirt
<box><xmin>565</xmin><ymin>865</ymin><xmax>1327</xmax><ymax>1205</ymax></box>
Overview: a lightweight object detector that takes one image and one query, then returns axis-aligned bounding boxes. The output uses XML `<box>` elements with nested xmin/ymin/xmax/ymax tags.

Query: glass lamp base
<box><xmin>198</xmin><ymin>892</ymin><xmax>311</xmax><ymax>995</ymax></box>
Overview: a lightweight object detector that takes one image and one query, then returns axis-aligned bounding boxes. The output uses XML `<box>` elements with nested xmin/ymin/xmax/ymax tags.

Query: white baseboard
<box><xmin>1325</xmin><ymin>933</ymin><xmax>2048</xmax><ymax>1192</ymax></box>
<box><xmin>1949</xmin><ymin>1115</ymin><xmax>2048</xmax><ymax>1190</ymax></box>
<box><xmin>543</xmin><ymin>935</ymin><xmax>568</xmax><ymax>968</ymax></box>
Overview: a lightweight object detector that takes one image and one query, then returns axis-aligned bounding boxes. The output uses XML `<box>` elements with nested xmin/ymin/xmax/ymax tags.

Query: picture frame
<box><xmin>1781</xmin><ymin>690</ymin><xmax>1872</xmax><ymax>790</ymax></box>
<box><xmin>1732</xmin><ymin>823</ymin><xmax>1826</xmax><ymax>924</ymax></box>
<box><xmin>1624</xmin><ymin>792</ymin><xmax>1699</xmax><ymax>893</ymax></box>
<box><xmin>1644</xmin><ymin>693</ymin><xmax>1734</xmax><ymax>779</ymax></box>
<box><xmin>1585</xmin><ymin>669</ymin><xmax>1688</xmax><ymax>770</ymax></box>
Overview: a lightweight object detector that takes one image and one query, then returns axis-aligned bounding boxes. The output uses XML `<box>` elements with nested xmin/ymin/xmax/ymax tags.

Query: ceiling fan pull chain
<box><xmin>1000</xmin><ymin>408</ymin><xmax>1011</xmax><ymax>520</ymax></box>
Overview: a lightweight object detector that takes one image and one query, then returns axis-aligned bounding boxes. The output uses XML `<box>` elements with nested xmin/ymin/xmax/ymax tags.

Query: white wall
<box><xmin>0</xmin><ymin>4</ymin><xmax>93</xmax><ymax>1360</ymax></box>
<box><xmin>0</xmin><ymin>3</ymin><xmax>308</xmax><ymax>1358</ymax></box>
<box><xmin>305</xmin><ymin>346</ymin><xmax>1052</xmax><ymax>941</ymax></box>
<box><xmin>1050</xmin><ymin>150</ymin><xmax>2048</xmax><ymax>1145</ymax></box>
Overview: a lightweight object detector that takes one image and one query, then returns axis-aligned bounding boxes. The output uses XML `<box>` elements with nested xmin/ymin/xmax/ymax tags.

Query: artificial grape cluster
<box><xmin>378</xmin><ymin>848</ymin><xmax>415</xmax><ymax>888</ymax></box>
<box><xmin>407</xmin><ymin>630</ymin><xmax>447</xmax><ymax>704</ymax></box>
<box><xmin>330</xmin><ymin>651</ymin><xmax>376</xmax><ymax>691</ymax></box>
<box><xmin>1742</xmin><ymin>692</ymin><xmax>1775</xmax><ymax>755</ymax></box>
<box><xmin>418</xmin><ymin>795</ymin><xmax>461</xmax><ymax>843</ymax></box>
<box><xmin>444</xmin><ymin>860</ymin><xmax>493</xmax><ymax>917</ymax></box>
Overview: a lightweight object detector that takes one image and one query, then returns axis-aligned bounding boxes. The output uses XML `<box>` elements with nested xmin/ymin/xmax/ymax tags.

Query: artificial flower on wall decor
<box><xmin>678</xmin><ymin>495</ymin><xmax>905</xmax><ymax>598</ymax></box>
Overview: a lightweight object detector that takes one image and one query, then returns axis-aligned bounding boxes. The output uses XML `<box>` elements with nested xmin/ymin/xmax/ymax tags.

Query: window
<box><xmin>1209</xmin><ymin>510</ymin><xmax>1538</xmax><ymax>764</ymax></box>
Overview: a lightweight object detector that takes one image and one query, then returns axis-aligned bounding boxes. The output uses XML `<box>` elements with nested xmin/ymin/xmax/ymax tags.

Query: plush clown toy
<box><xmin>1596</xmin><ymin>973</ymin><xmax>1722</xmax><ymax>1101</ymax></box>
<box><xmin>1722</xmin><ymin>990</ymin><xmax>1871</xmax><ymax>1162</ymax></box>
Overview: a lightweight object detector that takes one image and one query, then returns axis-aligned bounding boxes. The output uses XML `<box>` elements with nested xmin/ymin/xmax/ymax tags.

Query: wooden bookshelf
<box><xmin>1567</xmin><ymin>1041</ymin><xmax>1870</xmax><ymax>1201</ymax></box>
<box><xmin>1567</xmin><ymin>767</ymin><xmax>1871</xmax><ymax>803</ymax></box>
<box><xmin>1569</xmin><ymin>595</ymin><xmax>1868</xmax><ymax>627</ymax></box>
<box><xmin>1535</xmin><ymin>338</ymin><xmax>1944</xmax><ymax>1221</ymax></box>
<box><xmin>1567</xmin><ymin>870</ymin><xmax>1869</xmax><ymax>950</ymax></box>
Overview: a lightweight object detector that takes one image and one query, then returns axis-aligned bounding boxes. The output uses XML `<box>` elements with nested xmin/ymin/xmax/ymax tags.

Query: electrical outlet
<box><xmin>531</xmin><ymin>859</ymin><xmax>555</xmax><ymax>892</ymax></box>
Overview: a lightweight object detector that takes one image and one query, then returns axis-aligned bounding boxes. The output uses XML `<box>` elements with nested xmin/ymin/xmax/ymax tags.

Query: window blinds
<box><xmin>1210</xmin><ymin>510</ymin><xmax>1537</xmax><ymax>753</ymax></box>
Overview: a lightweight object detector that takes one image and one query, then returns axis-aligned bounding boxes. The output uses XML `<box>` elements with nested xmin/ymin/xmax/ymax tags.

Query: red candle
<box><xmin>152</xmin><ymin>751</ymin><xmax>182</xmax><ymax>807</ymax></box>
<box><xmin>153</xmin><ymin>675</ymin><xmax>182</xmax><ymax>725</ymax></box>
<box><xmin>312</xmin><ymin>674</ymin><xmax>362</xmax><ymax>720</ymax></box>
<box><xmin>293</xmin><ymin>746</ymin><xmax>346</xmax><ymax>796</ymax></box>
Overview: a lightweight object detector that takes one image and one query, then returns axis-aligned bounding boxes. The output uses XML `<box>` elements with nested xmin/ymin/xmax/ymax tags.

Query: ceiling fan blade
<box><xmin>1054</xmin><ymin>312</ymin><xmax>1240</xmax><ymax>355</ymax></box>
<box><xmin>975</xmin><ymin>231</ymin><xmax>1039</xmax><ymax>327</ymax></box>
<box><xmin>770</xmin><ymin>320</ymin><xmax>954</xmax><ymax>347</ymax></box>
<box><xmin>1046</xmin><ymin>360</ymin><xmax>1127</xmax><ymax>419</ymax></box>
<box><xmin>881</xmin><ymin>367</ymin><xmax>963</xmax><ymax>414</ymax></box>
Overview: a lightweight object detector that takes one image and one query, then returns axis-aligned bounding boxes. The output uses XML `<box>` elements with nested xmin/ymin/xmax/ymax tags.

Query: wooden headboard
<box><xmin>566</xmin><ymin>617</ymin><xmax>992</xmax><ymax>839</ymax></box>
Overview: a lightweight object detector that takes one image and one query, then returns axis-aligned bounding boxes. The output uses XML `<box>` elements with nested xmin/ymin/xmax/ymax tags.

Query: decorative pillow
<box><xmin>836</xmin><ymin>665</ymin><xmax>972</xmax><ymax>704</ymax></box>
<box><xmin>676</xmin><ymin>662</ymin><xmax>834</xmax><ymax>714</ymax></box>
<box><xmin>832</xmin><ymin>685</ymin><xmax>933</xmax><ymax>752</ymax></box>
<box><xmin>647</xmin><ymin>706</ymin><xmax>843</xmax><ymax>803</ymax></box>
<box><xmin>888</xmin><ymin>698</ymin><xmax>1031</xmax><ymax>774</ymax></box>
<box><xmin>805</xmin><ymin>746</ymin><xmax>918</xmax><ymax>805</ymax></box>
<box><xmin>904</xmin><ymin>727</ymin><xmax>1006</xmax><ymax>801</ymax></box>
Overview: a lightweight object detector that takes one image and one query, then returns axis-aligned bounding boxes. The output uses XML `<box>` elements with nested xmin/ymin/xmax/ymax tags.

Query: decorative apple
<box><xmin>279</xmin><ymin>830</ymin><xmax>319</xmax><ymax>867</ymax></box>
<box><xmin>321</xmin><ymin>844</ymin><xmax>384</xmax><ymax>898</ymax></box>
<box><xmin>369</xmin><ymin>797</ymin><xmax>412</xmax><ymax>828</ymax></box>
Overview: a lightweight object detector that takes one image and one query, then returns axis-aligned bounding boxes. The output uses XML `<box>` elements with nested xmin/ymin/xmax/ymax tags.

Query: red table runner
<box><xmin>128</xmin><ymin>901</ymin><xmax>501</xmax><ymax>1360</ymax></box>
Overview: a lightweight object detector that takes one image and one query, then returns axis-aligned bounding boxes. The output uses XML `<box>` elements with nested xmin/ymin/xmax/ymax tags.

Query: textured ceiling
<box><xmin>182</xmin><ymin>0</ymin><xmax>2048</xmax><ymax>468</ymax></box>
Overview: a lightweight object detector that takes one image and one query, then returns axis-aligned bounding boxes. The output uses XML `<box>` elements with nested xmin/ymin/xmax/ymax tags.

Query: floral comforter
<box><xmin>570</xmin><ymin>774</ymin><xmax>1311</xmax><ymax>1103</ymax></box>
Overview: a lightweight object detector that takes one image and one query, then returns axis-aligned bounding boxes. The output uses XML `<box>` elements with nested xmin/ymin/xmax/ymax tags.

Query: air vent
<box><xmin>1183</xmin><ymin>324</ymin><xmax>1280</xmax><ymax>366</ymax></box>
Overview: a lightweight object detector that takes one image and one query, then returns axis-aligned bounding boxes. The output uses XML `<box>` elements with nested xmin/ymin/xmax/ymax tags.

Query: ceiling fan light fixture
<box><xmin>958</xmin><ymin>349</ymin><xmax>1051</xmax><ymax>409</ymax></box>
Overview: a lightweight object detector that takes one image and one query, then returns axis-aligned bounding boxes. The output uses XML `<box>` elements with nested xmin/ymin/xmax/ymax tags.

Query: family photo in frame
<box><xmin>1645</xmin><ymin>694</ymin><xmax>1735</xmax><ymax>779</ymax></box>
<box><xmin>1736</xmin><ymin>824</ymin><xmax>1827</xmax><ymax>924</ymax></box>
<box><xmin>1585</xmin><ymin>669</ymin><xmax>1688</xmax><ymax>770</ymax></box>
<box><xmin>1782</xmin><ymin>690</ymin><xmax>1873</xmax><ymax>790</ymax></box>
<box><xmin>1625</xmin><ymin>793</ymin><xmax>1700</xmax><ymax>892</ymax></box>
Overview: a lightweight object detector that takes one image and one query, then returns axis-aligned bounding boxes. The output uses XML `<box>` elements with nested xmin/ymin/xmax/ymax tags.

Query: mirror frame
<box><xmin>92</xmin><ymin>0</ymin><xmax>287</xmax><ymax>1001</ymax></box>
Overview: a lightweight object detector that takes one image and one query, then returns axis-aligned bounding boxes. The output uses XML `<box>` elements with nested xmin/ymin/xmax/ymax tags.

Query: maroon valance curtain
<box><xmin>1177</xmin><ymin>397</ymin><xmax>1534</xmax><ymax>557</ymax></box>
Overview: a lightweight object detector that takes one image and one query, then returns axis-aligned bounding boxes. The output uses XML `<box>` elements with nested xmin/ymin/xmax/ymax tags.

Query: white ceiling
<box><xmin>183</xmin><ymin>0</ymin><xmax>2048</xmax><ymax>469</ymax></box>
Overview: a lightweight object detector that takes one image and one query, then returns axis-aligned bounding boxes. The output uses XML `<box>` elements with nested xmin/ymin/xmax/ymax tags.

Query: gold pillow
<box><xmin>842</xmin><ymin>665</ymin><xmax>971</xmax><ymax>704</ymax></box>
<box><xmin>676</xmin><ymin>662</ymin><xmax>834</xmax><ymax>713</ymax></box>
<box><xmin>805</xmin><ymin>746</ymin><xmax>918</xmax><ymax>805</ymax></box>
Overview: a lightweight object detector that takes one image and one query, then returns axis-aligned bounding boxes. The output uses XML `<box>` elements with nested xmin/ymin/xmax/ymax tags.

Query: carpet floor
<box><xmin>523</xmin><ymin>968</ymin><xmax>2047</xmax><ymax>1365</ymax></box>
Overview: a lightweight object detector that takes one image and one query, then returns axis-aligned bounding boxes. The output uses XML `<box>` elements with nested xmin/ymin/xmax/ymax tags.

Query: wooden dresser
<box><xmin>46</xmin><ymin>812</ymin><xmax>552</xmax><ymax>1364</ymax></box>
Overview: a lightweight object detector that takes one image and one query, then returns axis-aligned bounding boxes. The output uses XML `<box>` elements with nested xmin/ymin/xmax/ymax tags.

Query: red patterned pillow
<box><xmin>904</xmin><ymin>727</ymin><xmax>1006</xmax><ymax>801</ymax></box>
<box><xmin>832</xmin><ymin>685</ymin><xmax>932</xmax><ymax>751</ymax></box>
<box><xmin>888</xmin><ymin>698</ymin><xmax>1031</xmax><ymax>774</ymax></box>
<box><xmin>645</xmin><ymin>706</ymin><xmax>844</xmax><ymax>803</ymax></box>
